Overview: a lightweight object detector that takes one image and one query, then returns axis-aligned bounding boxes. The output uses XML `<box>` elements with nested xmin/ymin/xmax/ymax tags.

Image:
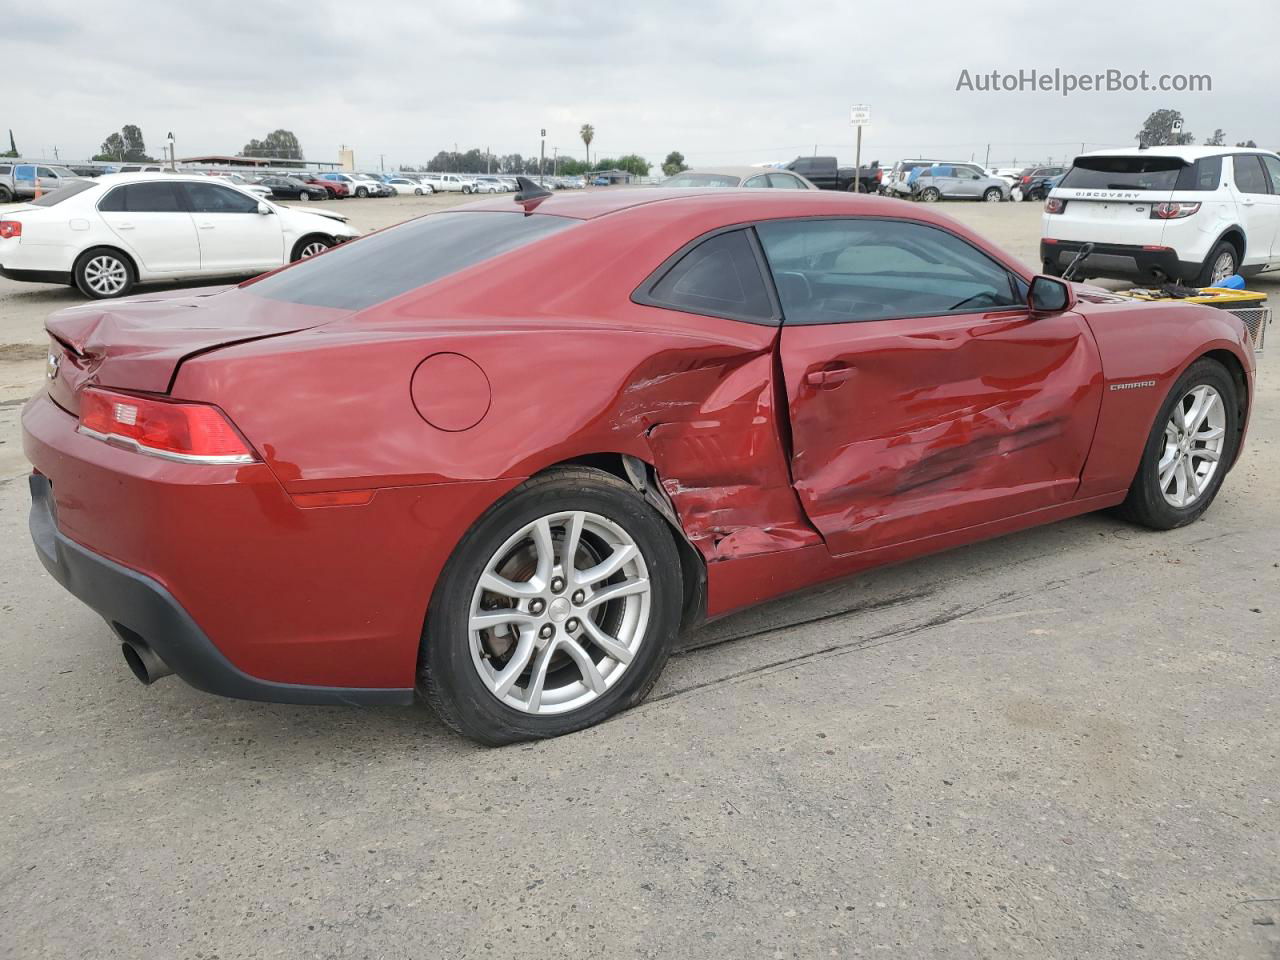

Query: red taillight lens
<box><xmin>77</xmin><ymin>388</ymin><xmax>256</xmax><ymax>464</ymax></box>
<box><xmin>1044</xmin><ymin>198</ymin><xmax>1066</xmax><ymax>214</ymax></box>
<box><xmin>1151</xmin><ymin>201</ymin><xmax>1201</xmax><ymax>220</ymax></box>
<box><xmin>0</xmin><ymin>220</ymin><xmax>21</xmax><ymax>239</ymax></box>
<box><xmin>1020</xmin><ymin>176</ymin><xmax>1031</xmax><ymax>184</ymax></box>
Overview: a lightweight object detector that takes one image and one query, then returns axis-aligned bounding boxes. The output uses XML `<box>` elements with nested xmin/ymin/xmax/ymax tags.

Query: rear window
<box><xmin>662</xmin><ymin>173</ymin><xmax>742</xmax><ymax>187</ymax></box>
<box><xmin>31</xmin><ymin>180</ymin><xmax>97</xmax><ymax>206</ymax></box>
<box><xmin>1059</xmin><ymin>155</ymin><xmax>1222</xmax><ymax>192</ymax></box>
<box><xmin>250</xmin><ymin>211</ymin><xmax>578</xmax><ymax>310</ymax></box>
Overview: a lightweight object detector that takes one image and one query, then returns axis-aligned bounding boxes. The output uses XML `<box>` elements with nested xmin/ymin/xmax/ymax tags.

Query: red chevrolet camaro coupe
<box><xmin>23</xmin><ymin>186</ymin><xmax>1255</xmax><ymax>744</ymax></box>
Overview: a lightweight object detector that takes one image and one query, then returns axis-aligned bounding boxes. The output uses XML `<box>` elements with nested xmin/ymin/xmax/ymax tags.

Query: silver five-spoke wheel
<box><xmin>299</xmin><ymin>240</ymin><xmax>329</xmax><ymax>258</ymax></box>
<box><xmin>1159</xmin><ymin>384</ymin><xmax>1225</xmax><ymax>508</ymax></box>
<box><xmin>83</xmin><ymin>255</ymin><xmax>128</xmax><ymax>296</ymax></box>
<box><xmin>468</xmin><ymin>510</ymin><xmax>651</xmax><ymax>715</ymax></box>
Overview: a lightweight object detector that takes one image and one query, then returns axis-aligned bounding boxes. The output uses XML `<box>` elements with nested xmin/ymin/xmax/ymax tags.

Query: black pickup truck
<box><xmin>786</xmin><ymin>156</ymin><xmax>881</xmax><ymax>192</ymax></box>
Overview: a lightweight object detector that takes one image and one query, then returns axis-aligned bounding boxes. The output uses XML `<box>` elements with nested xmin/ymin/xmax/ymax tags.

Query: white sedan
<box><xmin>0</xmin><ymin>173</ymin><xmax>359</xmax><ymax>299</ymax></box>
<box><xmin>386</xmin><ymin>176</ymin><xmax>434</xmax><ymax>196</ymax></box>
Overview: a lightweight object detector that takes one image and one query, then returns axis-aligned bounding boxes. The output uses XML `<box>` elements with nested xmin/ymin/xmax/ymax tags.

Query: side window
<box><xmin>639</xmin><ymin>229</ymin><xmax>775</xmax><ymax>323</ymax></box>
<box><xmin>0</xmin><ymin>165</ymin><xmax>11</xmax><ymax>175</ymax></box>
<box><xmin>184</xmin><ymin>182</ymin><xmax>260</xmax><ymax>214</ymax></box>
<box><xmin>37</xmin><ymin>166</ymin><xmax>58</xmax><ymax>178</ymax></box>
<box><xmin>768</xmin><ymin>174</ymin><xmax>806</xmax><ymax>189</ymax></box>
<box><xmin>1234</xmin><ymin>155</ymin><xmax>1269</xmax><ymax>194</ymax></box>
<box><xmin>791</xmin><ymin>159</ymin><xmax>814</xmax><ymax>175</ymax></box>
<box><xmin>15</xmin><ymin>165</ymin><xmax>35</xmax><ymax>180</ymax></box>
<box><xmin>98</xmin><ymin>187</ymin><xmax>126</xmax><ymax>212</ymax></box>
<box><xmin>1259</xmin><ymin>156</ymin><xmax>1280</xmax><ymax>195</ymax></box>
<box><xmin>756</xmin><ymin>218</ymin><xmax>1023</xmax><ymax>325</ymax></box>
<box><xmin>121</xmin><ymin>182</ymin><xmax>184</xmax><ymax>212</ymax></box>
<box><xmin>742</xmin><ymin>175</ymin><xmax>770</xmax><ymax>188</ymax></box>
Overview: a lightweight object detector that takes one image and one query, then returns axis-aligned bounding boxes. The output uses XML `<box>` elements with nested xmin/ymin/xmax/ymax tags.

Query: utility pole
<box><xmin>984</xmin><ymin>143</ymin><xmax>990</xmax><ymax>168</ymax></box>
<box><xmin>553</xmin><ymin>146</ymin><xmax>558</xmax><ymax>176</ymax></box>
<box><xmin>486</xmin><ymin>146</ymin><xmax>491</xmax><ymax>174</ymax></box>
<box><xmin>539</xmin><ymin>128</ymin><xmax>546</xmax><ymax>182</ymax></box>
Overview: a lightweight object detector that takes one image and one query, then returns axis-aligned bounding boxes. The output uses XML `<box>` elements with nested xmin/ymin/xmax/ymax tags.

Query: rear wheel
<box><xmin>74</xmin><ymin>247</ymin><xmax>135</xmax><ymax>299</ymax></box>
<box><xmin>919</xmin><ymin>187</ymin><xmax>941</xmax><ymax>202</ymax></box>
<box><xmin>420</xmin><ymin>467</ymin><xmax>682</xmax><ymax>745</ymax></box>
<box><xmin>296</xmin><ymin>191</ymin><xmax>309</xmax><ymax>201</ymax></box>
<box><xmin>462</xmin><ymin>185</ymin><xmax>472</xmax><ymax>194</ymax></box>
<box><xmin>1194</xmin><ymin>241</ymin><xmax>1238</xmax><ymax>287</ymax></box>
<box><xmin>1119</xmin><ymin>358</ymin><xmax>1239</xmax><ymax>530</ymax></box>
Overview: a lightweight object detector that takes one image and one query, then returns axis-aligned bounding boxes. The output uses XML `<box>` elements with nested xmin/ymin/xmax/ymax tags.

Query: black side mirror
<box><xmin>1029</xmin><ymin>274</ymin><xmax>1072</xmax><ymax>313</ymax></box>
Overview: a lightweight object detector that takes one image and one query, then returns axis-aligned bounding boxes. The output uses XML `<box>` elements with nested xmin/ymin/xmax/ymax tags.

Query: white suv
<box><xmin>1042</xmin><ymin>146</ymin><xmax>1280</xmax><ymax>286</ymax></box>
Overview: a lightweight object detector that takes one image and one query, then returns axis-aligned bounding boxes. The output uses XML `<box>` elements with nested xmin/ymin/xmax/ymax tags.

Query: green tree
<box><xmin>579</xmin><ymin>123</ymin><xmax>594</xmax><ymax>167</ymax></box>
<box><xmin>1236</xmin><ymin>139</ymin><xmax>1258</xmax><ymax>148</ymax></box>
<box><xmin>1204</xmin><ymin>128</ymin><xmax>1225</xmax><ymax>146</ymax></box>
<box><xmin>2</xmin><ymin>129</ymin><xmax>17</xmax><ymax>158</ymax></box>
<box><xmin>592</xmin><ymin>156</ymin><xmax>617</xmax><ymax>172</ymax></box>
<box><xmin>92</xmin><ymin>125</ymin><xmax>153</xmax><ymax>162</ymax></box>
<box><xmin>615</xmin><ymin>154</ymin><xmax>651</xmax><ymax>177</ymax></box>
<box><xmin>661</xmin><ymin>151</ymin><xmax>688</xmax><ymax>176</ymax></box>
<box><xmin>557</xmin><ymin>156</ymin><xmax>588</xmax><ymax>176</ymax></box>
<box><xmin>241</xmin><ymin>129</ymin><xmax>304</xmax><ymax>160</ymax></box>
<box><xmin>1136</xmin><ymin>109</ymin><xmax>1193</xmax><ymax>146</ymax></box>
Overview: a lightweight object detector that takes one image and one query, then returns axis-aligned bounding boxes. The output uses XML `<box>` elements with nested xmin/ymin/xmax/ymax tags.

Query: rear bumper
<box><xmin>0</xmin><ymin>265</ymin><xmax>73</xmax><ymax>284</ymax></box>
<box><xmin>28</xmin><ymin>473</ymin><xmax>412</xmax><ymax>706</ymax></box>
<box><xmin>1041</xmin><ymin>239</ymin><xmax>1199</xmax><ymax>283</ymax></box>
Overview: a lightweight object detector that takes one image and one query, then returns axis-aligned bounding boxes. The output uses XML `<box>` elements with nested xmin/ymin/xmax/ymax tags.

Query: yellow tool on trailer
<box><xmin>1116</xmin><ymin>285</ymin><xmax>1270</xmax><ymax>352</ymax></box>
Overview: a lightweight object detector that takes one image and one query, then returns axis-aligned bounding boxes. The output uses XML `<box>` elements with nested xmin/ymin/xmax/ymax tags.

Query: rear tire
<box><xmin>74</xmin><ymin>247</ymin><xmax>135</xmax><ymax>299</ymax></box>
<box><xmin>919</xmin><ymin>187</ymin><xmax>941</xmax><ymax>202</ymax></box>
<box><xmin>1194</xmin><ymin>241</ymin><xmax>1238</xmax><ymax>287</ymax></box>
<box><xmin>420</xmin><ymin>467</ymin><xmax>682</xmax><ymax>746</ymax></box>
<box><xmin>296</xmin><ymin>191</ymin><xmax>309</xmax><ymax>201</ymax></box>
<box><xmin>1118</xmin><ymin>358</ymin><xmax>1239</xmax><ymax>530</ymax></box>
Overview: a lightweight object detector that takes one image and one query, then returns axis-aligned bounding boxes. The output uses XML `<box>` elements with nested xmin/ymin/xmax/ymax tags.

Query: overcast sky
<box><xmin>8</xmin><ymin>0</ymin><xmax>1274</xmax><ymax>170</ymax></box>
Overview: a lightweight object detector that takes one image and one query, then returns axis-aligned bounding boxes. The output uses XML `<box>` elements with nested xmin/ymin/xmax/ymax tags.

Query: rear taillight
<box><xmin>1151</xmin><ymin>201</ymin><xmax>1201</xmax><ymax>220</ymax></box>
<box><xmin>1020</xmin><ymin>176</ymin><xmax>1031</xmax><ymax>184</ymax></box>
<box><xmin>0</xmin><ymin>220</ymin><xmax>21</xmax><ymax>239</ymax></box>
<box><xmin>77</xmin><ymin>387</ymin><xmax>256</xmax><ymax>464</ymax></box>
<box><xmin>1044</xmin><ymin>198</ymin><xmax>1066</xmax><ymax>214</ymax></box>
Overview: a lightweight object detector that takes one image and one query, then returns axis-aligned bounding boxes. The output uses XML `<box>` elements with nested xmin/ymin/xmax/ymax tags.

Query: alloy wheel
<box><xmin>1210</xmin><ymin>250</ymin><xmax>1236</xmax><ymax>284</ymax></box>
<box><xmin>468</xmin><ymin>510</ymin><xmax>651</xmax><ymax>715</ymax></box>
<box><xmin>1159</xmin><ymin>384</ymin><xmax>1226</xmax><ymax>508</ymax></box>
<box><xmin>83</xmin><ymin>255</ymin><xmax>128</xmax><ymax>296</ymax></box>
<box><xmin>299</xmin><ymin>241</ymin><xmax>329</xmax><ymax>258</ymax></box>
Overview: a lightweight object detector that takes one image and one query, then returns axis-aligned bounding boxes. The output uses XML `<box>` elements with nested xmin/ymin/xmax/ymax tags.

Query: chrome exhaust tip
<box><xmin>120</xmin><ymin>639</ymin><xmax>173</xmax><ymax>685</ymax></box>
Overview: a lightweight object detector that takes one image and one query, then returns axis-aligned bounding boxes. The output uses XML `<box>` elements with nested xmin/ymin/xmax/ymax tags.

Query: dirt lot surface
<box><xmin>1</xmin><ymin>191</ymin><xmax>1276</xmax><ymax>959</ymax></box>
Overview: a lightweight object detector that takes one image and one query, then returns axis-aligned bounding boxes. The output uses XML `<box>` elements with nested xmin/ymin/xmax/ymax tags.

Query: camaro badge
<box><xmin>1109</xmin><ymin>379</ymin><xmax>1156</xmax><ymax>391</ymax></box>
<box><xmin>46</xmin><ymin>352</ymin><xmax>60</xmax><ymax>381</ymax></box>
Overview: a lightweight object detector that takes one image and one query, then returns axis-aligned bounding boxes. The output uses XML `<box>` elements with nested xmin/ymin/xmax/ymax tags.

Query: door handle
<box><xmin>116</xmin><ymin>222</ymin><xmax>134</xmax><ymax>230</ymax></box>
<box><xmin>197</xmin><ymin>222</ymin><xmax>215</xmax><ymax>230</ymax></box>
<box><xmin>805</xmin><ymin>365</ymin><xmax>855</xmax><ymax>387</ymax></box>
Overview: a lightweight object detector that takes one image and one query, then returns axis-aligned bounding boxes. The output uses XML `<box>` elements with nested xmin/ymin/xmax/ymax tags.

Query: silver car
<box><xmin>913</xmin><ymin>163</ymin><xmax>1010</xmax><ymax>202</ymax></box>
<box><xmin>661</xmin><ymin>166</ymin><xmax>817</xmax><ymax>189</ymax></box>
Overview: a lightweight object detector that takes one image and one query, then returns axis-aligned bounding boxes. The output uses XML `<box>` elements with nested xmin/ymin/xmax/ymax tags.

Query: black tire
<box><xmin>290</xmin><ymin>235</ymin><xmax>333</xmax><ymax>261</ymax></box>
<box><xmin>295</xmin><ymin>191</ymin><xmax>309</xmax><ymax>201</ymax></box>
<box><xmin>1118</xmin><ymin>358</ymin><xmax>1239</xmax><ymax>530</ymax></box>
<box><xmin>462</xmin><ymin>185</ymin><xmax>472</xmax><ymax>194</ymax></box>
<box><xmin>414</xmin><ymin>188</ymin><xmax>423</xmax><ymax>196</ymax></box>
<box><xmin>355</xmin><ymin>186</ymin><xmax>368</xmax><ymax>198</ymax></box>
<box><xmin>919</xmin><ymin>186</ymin><xmax>941</xmax><ymax>202</ymax></box>
<box><xmin>420</xmin><ymin>467</ymin><xmax>683</xmax><ymax>745</ymax></box>
<box><xmin>983</xmin><ymin>187</ymin><xmax>1003</xmax><ymax>203</ymax></box>
<box><xmin>0</xmin><ymin>185</ymin><xmax>12</xmax><ymax>203</ymax></box>
<box><xmin>73</xmin><ymin>247</ymin><xmax>136</xmax><ymax>299</ymax></box>
<box><xmin>1193</xmin><ymin>240</ymin><xmax>1239</xmax><ymax>287</ymax></box>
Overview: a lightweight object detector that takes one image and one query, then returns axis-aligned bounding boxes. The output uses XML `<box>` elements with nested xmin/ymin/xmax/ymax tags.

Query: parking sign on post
<box><xmin>850</xmin><ymin>105</ymin><xmax>871</xmax><ymax>192</ymax></box>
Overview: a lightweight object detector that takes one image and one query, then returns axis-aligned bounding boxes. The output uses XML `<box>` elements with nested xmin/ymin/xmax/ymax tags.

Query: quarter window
<box><xmin>756</xmin><ymin>218</ymin><xmax>1024</xmax><ymax>325</ymax></box>
<box><xmin>768</xmin><ymin>174</ymin><xmax>806</xmax><ymax>189</ymax></box>
<box><xmin>1260</xmin><ymin>156</ymin><xmax>1280</xmax><ymax>194</ymax></box>
<box><xmin>640</xmin><ymin>229</ymin><xmax>774</xmax><ymax>323</ymax></box>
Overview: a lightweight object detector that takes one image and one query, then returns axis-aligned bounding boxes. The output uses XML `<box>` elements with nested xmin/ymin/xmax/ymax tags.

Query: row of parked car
<box><xmin>877</xmin><ymin>160</ymin><xmax>1067</xmax><ymax>202</ymax></box>
<box><xmin>207</xmin><ymin>170</ymin><xmax>590</xmax><ymax>201</ymax></box>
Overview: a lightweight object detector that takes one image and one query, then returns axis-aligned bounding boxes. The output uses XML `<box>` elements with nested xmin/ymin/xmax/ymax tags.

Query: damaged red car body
<box><xmin>23</xmin><ymin>189</ymin><xmax>1255</xmax><ymax>743</ymax></box>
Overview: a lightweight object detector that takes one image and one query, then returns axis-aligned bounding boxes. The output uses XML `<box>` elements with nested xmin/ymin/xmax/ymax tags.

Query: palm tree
<box><xmin>580</xmin><ymin>124</ymin><xmax>595</xmax><ymax>169</ymax></box>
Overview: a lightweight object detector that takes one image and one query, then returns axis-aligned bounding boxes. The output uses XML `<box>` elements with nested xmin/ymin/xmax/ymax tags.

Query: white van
<box><xmin>1041</xmin><ymin>146</ymin><xmax>1280</xmax><ymax>286</ymax></box>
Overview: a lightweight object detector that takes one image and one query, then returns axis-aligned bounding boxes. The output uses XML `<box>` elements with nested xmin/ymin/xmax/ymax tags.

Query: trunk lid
<box><xmin>45</xmin><ymin>285</ymin><xmax>349</xmax><ymax>413</ymax></box>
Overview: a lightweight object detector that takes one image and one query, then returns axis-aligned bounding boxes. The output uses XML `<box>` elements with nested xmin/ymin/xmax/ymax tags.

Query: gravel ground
<box><xmin>0</xmin><ymin>191</ymin><xmax>1276</xmax><ymax>959</ymax></box>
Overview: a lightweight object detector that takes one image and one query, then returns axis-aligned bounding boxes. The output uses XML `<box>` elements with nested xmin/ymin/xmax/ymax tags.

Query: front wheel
<box><xmin>355</xmin><ymin>187</ymin><xmax>368</xmax><ymax>198</ymax></box>
<box><xmin>0</xmin><ymin>185</ymin><xmax>13</xmax><ymax>203</ymax></box>
<box><xmin>1118</xmin><ymin>358</ymin><xmax>1239</xmax><ymax>530</ymax></box>
<box><xmin>420</xmin><ymin>467</ymin><xmax>682</xmax><ymax>745</ymax></box>
<box><xmin>296</xmin><ymin>191</ymin><xmax>309</xmax><ymax>201</ymax></box>
<box><xmin>74</xmin><ymin>248</ymin><xmax>135</xmax><ymax>299</ymax></box>
<box><xmin>983</xmin><ymin>187</ymin><xmax>1003</xmax><ymax>202</ymax></box>
<box><xmin>291</xmin><ymin>235</ymin><xmax>332</xmax><ymax>261</ymax></box>
<box><xmin>462</xmin><ymin>185</ymin><xmax>472</xmax><ymax>194</ymax></box>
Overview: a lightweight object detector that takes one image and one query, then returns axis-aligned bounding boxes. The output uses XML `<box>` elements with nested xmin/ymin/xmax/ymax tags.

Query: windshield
<box><xmin>31</xmin><ymin>180</ymin><xmax>97</xmax><ymax>206</ymax></box>
<box><xmin>1059</xmin><ymin>155</ymin><xmax>1220</xmax><ymax>192</ymax></box>
<box><xmin>249</xmin><ymin>211</ymin><xmax>579</xmax><ymax>311</ymax></box>
<box><xmin>662</xmin><ymin>173</ymin><xmax>742</xmax><ymax>187</ymax></box>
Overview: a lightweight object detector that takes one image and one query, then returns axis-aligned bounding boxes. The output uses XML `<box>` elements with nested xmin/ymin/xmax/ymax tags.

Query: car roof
<box><xmin>1077</xmin><ymin>145</ymin><xmax>1278</xmax><ymax>161</ymax></box>
<box><xmin>465</xmin><ymin>187</ymin><xmax>939</xmax><ymax>221</ymax></box>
